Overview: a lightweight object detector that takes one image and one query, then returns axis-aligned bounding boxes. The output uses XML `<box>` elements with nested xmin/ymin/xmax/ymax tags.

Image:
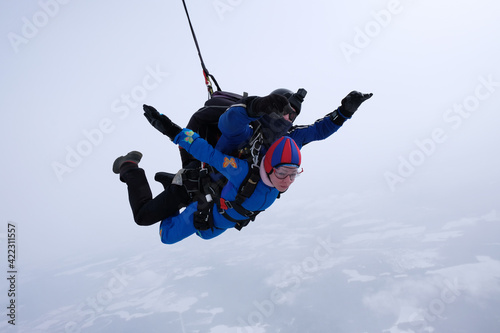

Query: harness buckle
<box><xmin>219</xmin><ymin>198</ymin><xmax>233</xmax><ymax>211</ymax></box>
<box><xmin>244</xmin><ymin>210</ymin><xmax>256</xmax><ymax>217</ymax></box>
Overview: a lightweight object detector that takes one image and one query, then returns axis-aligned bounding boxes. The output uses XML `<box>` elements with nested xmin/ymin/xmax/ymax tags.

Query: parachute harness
<box><xmin>189</xmin><ymin>135</ymin><xmax>266</xmax><ymax>232</ymax></box>
<box><xmin>249</xmin><ymin>131</ymin><xmax>263</xmax><ymax>168</ymax></box>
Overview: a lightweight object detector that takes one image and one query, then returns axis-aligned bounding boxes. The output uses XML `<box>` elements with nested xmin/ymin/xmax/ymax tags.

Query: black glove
<box><xmin>193</xmin><ymin>210</ymin><xmax>213</xmax><ymax>231</ymax></box>
<box><xmin>338</xmin><ymin>91</ymin><xmax>373</xmax><ymax>117</ymax></box>
<box><xmin>193</xmin><ymin>195</ymin><xmax>214</xmax><ymax>231</ymax></box>
<box><xmin>246</xmin><ymin>94</ymin><xmax>293</xmax><ymax>118</ymax></box>
<box><xmin>143</xmin><ymin>104</ymin><xmax>182</xmax><ymax>141</ymax></box>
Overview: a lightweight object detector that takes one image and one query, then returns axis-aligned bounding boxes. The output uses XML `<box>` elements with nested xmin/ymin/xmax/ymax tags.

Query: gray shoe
<box><xmin>112</xmin><ymin>151</ymin><xmax>143</xmax><ymax>174</ymax></box>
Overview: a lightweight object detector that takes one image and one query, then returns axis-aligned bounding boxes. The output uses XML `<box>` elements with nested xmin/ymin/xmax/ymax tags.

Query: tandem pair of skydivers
<box><xmin>112</xmin><ymin>89</ymin><xmax>372</xmax><ymax>244</ymax></box>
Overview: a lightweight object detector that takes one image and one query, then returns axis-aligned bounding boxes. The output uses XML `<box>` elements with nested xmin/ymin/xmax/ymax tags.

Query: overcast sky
<box><xmin>1</xmin><ymin>0</ymin><xmax>499</xmax><ymax>298</ymax></box>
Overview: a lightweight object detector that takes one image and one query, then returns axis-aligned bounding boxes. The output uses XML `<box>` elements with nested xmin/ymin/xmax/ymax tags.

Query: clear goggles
<box><xmin>273</xmin><ymin>166</ymin><xmax>303</xmax><ymax>180</ymax></box>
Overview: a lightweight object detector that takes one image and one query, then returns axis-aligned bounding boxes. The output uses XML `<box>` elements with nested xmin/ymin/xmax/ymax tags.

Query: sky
<box><xmin>1</xmin><ymin>0</ymin><xmax>500</xmax><ymax>332</ymax></box>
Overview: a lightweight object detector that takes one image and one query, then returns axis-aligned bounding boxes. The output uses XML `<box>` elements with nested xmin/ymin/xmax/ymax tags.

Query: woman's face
<box><xmin>269</xmin><ymin>166</ymin><xmax>299</xmax><ymax>192</ymax></box>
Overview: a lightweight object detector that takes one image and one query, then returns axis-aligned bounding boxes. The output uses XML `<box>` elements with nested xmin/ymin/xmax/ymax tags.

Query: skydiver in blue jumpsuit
<box><xmin>114</xmin><ymin>109</ymin><xmax>302</xmax><ymax>244</ymax></box>
<box><xmin>112</xmin><ymin>89</ymin><xmax>372</xmax><ymax>243</ymax></box>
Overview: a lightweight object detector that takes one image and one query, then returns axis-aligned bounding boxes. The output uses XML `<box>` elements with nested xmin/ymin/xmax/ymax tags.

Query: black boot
<box><xmin>113</xmin><ymin>151</ymin><xmax>143</xmax><ymax>182</ymax></box>
<box><xmin>112</xmin><ymin>151</ymin><xmax>143</xmax><ymax>174</ymax></box>
<box><xmin>155</xmin><ymin>172</ymin><xmax>175</xmax><ymax>190</ymax></box>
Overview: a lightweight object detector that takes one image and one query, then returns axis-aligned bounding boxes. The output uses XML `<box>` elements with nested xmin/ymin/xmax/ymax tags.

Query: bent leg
<box><xmin>159</xmin><ymin>203</ymin><xmax>228</xmax><ymax>244</ymax></box>
<box><xmin>123</xmin><ymin>167</ymin><xmax>190</xmax><ymax>226</ymax></box>
<box><xmin>159</xmin><ymin>202</ymin><xmax>198</xmax><ymax>244</ymax></box>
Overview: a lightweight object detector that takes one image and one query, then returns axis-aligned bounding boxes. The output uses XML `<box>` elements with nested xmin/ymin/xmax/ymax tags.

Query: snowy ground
<box><xmin>4</xmin><ymin>189</ymin><xmax>499</xmax><ymax>333</ymax></box>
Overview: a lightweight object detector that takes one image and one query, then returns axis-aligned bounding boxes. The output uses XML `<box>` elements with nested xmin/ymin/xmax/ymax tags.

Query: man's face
<box><xmin>283</xmin><ymin>106</ymin><xmax>298</xmax><ymax>123</ymax></box>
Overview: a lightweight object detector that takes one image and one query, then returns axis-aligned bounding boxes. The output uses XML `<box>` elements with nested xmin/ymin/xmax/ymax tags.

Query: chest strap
<box><xmin>216</xmin><ymin>198</ymin><xmax>262</xmax><ymax>231</ymax></box>
<box><xmin>234</xmin><ymin>164</ymin><xmax>261</xmax><ymax>205</ymax></box>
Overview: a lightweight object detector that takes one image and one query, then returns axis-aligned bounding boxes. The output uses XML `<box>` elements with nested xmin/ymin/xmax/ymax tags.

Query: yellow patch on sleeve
<box><xmin>223</xmin><ymin>157</ymin><xmax>237</xmax><ymax>169</ymax></box>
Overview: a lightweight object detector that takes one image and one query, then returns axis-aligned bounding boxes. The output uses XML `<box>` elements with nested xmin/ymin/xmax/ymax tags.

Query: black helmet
<box><xmin>270</xmin><ymin>88</ymin><xmax>307</xmax><ymax>115</ymax></box>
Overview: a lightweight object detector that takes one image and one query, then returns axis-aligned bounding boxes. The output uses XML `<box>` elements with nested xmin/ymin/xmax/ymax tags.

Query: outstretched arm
<box><xmin>143</xmin><ymin>104</ymin><xmax>249</xmax><ymax>182</ymax></box>
<box><xmin>288</xmin><ymin>116</ymin><xmax>341</xmax><ymax>148</ymax></box>
<box><xmin>289</xmin><ymin>91</ymin><xmax>373</xmax><ymax>147</ymax></box>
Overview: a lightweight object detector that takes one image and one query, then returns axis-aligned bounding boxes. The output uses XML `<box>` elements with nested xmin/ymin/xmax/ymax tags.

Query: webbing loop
<box><xmin>181</xmin><ymin>0</ymin><xmax>221</xmax><ymax>97</ymax></box>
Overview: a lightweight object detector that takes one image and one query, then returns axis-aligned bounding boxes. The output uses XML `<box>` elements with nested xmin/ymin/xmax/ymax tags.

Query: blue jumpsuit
<box><xmin>159</xmin><ymin>129</ymin><xmax>280</xmax><ymax>244</ymax></box>
<box><xmin>215</xmin><ymin>105</ymin><xmax>344</xmax><ymax>154</ymax></box>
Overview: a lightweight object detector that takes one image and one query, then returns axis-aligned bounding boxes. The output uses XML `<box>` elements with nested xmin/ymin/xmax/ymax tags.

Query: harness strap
<box><xmin>218</xmin><ymin>211</ymin><xmax>250</xmax><ymax>231</ymax></box>
<box><xmin>235</xmin><ymin>164</ymin><xmax>261</xmax><ymax>205</ymax></box>
<box><xmin>219</xmin><ymin>198</ymin><xmax>261</xmax><ymax>217</ymax></box>
<box><xmin>233</xmin><ymin>128</ymin><xmax>264</xmax><ymax>205</ymax></box>
<box><xmin>216</xmin><ymin>198</ymin><xmax>262</xmax><ymax>231</ymax></box>
<box><xmin>249</xmin><ymin>130</ymin><xmax>263</xmax><ymax>166</ymax></box>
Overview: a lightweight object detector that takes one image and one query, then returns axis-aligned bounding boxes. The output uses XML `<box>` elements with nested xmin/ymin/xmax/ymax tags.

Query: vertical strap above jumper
<box><xmin>182</xmin><ymin>0</ymin><xmax>221</xmax><ymax>96</ymax></box>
